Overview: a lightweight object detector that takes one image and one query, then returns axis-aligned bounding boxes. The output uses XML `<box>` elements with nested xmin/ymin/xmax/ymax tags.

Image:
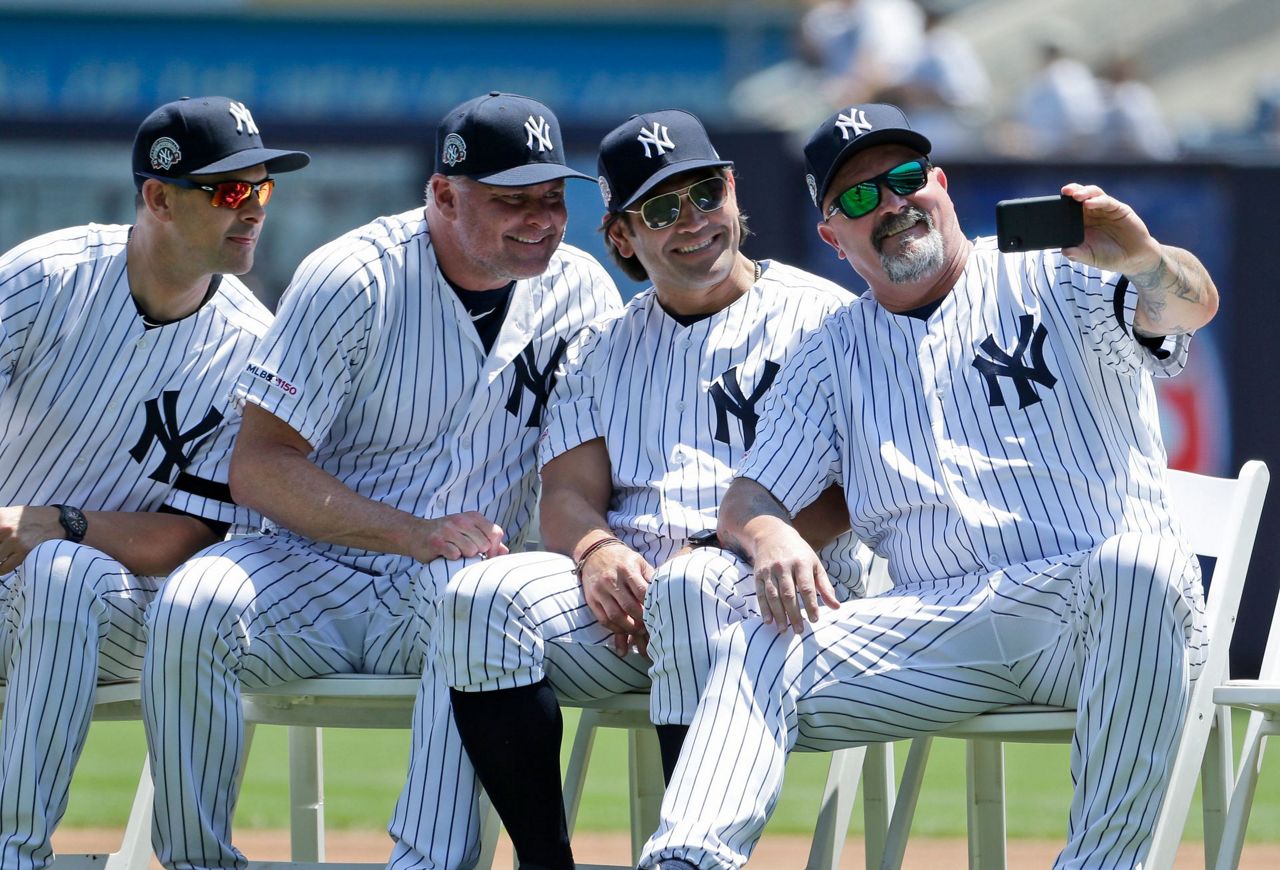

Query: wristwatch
<box><xmin>53</xmin><ymin>504</ymin><xmax>88</xmax><ymax>544</ymax></box>
<box><xmin>687</xmin><ymin>529</ymin><xmax>721</xmax><ymax>550</ymax></box>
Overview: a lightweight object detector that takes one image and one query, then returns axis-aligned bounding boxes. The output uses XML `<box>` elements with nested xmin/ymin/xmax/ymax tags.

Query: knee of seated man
<box><xmin>149</xmin><ymin>546</ymin><xmax>251</xmax><ymax>629</ymax></box>
<box><xmin>18</xmin><ymin>539</ymin><xmax>108</xmax><ymax>612</ymax></box>
<box><xmin>1087</xmin><ymin>531</ymin><xmax>1199</xmax><ymax>608</ymax></box>
<box><xmin>645</xmin><ymin>548</ymin><xmax>747</xmax><ymax>615</ymax></box>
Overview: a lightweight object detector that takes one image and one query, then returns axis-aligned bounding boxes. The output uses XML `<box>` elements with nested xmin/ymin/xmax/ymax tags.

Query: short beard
<box><xmin>874</xmin><ymin>207</ymin><xmax>945</xmax><ymax>284</ymax></box>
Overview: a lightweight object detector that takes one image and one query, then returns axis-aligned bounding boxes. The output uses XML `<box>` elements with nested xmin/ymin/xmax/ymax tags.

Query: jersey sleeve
<box><xmin>161</xmin><ymin>407</ymin><xmax>262</xmax><ymax>530</ymax></box>
<box><xmin>538</xmin><ymin>316</ymin><xmax>612</xmax><ymax>467</ymax></box>
<box><xmin>234</xmin><ymin>244</ymin><xmax>379</xmax><ymax>448</ymax></box>
<box><xmin>0</xmin><ymin>242</ymin><xmax>52</xmax><ymax>391</ymax></box>
<box><xmin>1047</xmin><ymin>250</ymin><xmax>1189</xmax><ymax>378</ymax></box>
<box><xmin>735</xmin><ymin>327</ymin><xmax>844</xmax><ymax>516</ymax></box>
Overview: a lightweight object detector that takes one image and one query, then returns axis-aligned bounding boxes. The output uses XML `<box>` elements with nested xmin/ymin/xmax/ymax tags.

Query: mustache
<box><xmin>872</xmin><ymin>207</ymin><xmax>932</xmax><ymax>250</ymax></box>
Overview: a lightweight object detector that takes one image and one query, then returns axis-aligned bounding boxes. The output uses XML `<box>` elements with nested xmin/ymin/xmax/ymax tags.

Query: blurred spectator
<box><xmin>802</xmin><ymin>0</ymin><xmax>926</xmax><ymax>106</ymax></box>
<box><xmin>876</xmin><ymin>1</ymin><xmax>992</xmax><ymax>156</ymax></box>
<box><xmin>1097</xmin><ymin>54</ymin><xmax>1178</xmax><ymax>160</ymax></box>
<box><xmin>1005</xmin><ymin>29</ymin><xmax>1107</xmax><ymax>158</ymax></box>
<box><xmin>731</xmin><ymin>0</ymin><xmax>925</xmax><ymax>138</ymax></box>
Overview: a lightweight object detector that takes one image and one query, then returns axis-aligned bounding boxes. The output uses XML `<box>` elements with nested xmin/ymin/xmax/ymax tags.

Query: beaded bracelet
<box><xmin>573</xmin><ymin>536</ymin><xmax>626</xmax><ymax>577</ymax></box>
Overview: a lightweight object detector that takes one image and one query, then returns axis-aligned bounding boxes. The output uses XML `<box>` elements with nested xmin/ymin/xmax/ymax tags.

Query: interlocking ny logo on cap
<box><xmin>525</xmin><ymin>115</ymin><xmax>553</xmax><ymax>152</ymax></box>
<box><xmin>149</xmin><ymin>137</ymin><xmax>182</xmax><ymax>171</ymax></box>
<box><xmin>637</xmin><ymin>123</ymin><xmax>675</xmax><ymax>158</ymax></box>
<box><xmin>835</xmin><ymin>108</ymin><xmax>873</xmax><ymax>140</ymax></box>
<box><xmin>228</xmin><ymin>100</ymin><xmax>259</xmax><ymax>136</ymax></box>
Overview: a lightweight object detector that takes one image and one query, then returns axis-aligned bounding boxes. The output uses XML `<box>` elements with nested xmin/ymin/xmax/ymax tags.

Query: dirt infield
<box><xmin>51</xmin><ymin>828</ymin><xmax>1280</xmax><ymax>868</ymax></box>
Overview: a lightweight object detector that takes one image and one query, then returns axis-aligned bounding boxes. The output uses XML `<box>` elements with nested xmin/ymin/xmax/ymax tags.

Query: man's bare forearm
<box><xmin>717</xmin><ymin>477</ymin><xmax>794</xmax><ymax>561</ymax></box>
<box><xmin>1130</xmin><ymin>246</ymin><xmax>1218</xmax><ymax>337</ymax></box>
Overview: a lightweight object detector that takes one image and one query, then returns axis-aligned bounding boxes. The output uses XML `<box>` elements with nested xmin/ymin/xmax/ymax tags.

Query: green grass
<box><xmin>65</xmin><ymin>710</ymin><xmax>1280</xmax><ymax>841</ymax></box>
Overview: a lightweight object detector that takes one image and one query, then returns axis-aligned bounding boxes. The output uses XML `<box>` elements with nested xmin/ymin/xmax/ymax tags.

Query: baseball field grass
<box><xmin>65</xmin><ymin>710</ymin><xmax>1280</xmax><ymax>842</ymax></box>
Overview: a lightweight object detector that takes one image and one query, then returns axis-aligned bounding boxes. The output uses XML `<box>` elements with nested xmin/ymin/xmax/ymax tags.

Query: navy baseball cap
<box><xmin>132</xmin><ymin>96</ymin><xmax>310</xmax><ymax>190</ymax></box>
<box><xmin>436</xmin><ymin>92</ymin><xmax>591</xmax><ymax>186</ymax></box>
<box><xmin>803</xmin><ymin>103</ymin><xmax>931</xmax><ymax>210</ymax></box>
<box><xmin>597</xmin><ymin>109</ymin><xmax>733</xmax><ymax>213</ymax></box>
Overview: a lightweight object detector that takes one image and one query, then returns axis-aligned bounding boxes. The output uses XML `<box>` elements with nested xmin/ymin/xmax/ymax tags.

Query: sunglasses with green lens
<box><xmin>825</xmin><ymin>159</ymin><xmax>931</xmax><ymax>221</ymax></box>
<box><xmin>627</xmin><ymin>176</ymin><xmax>729</xmax><ymax>230</ymax></box>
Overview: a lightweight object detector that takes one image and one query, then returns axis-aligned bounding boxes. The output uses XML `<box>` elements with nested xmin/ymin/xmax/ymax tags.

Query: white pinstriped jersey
<box><xmin>237</xmin><ymin>208</ymin><xmax>621</xmax><ymax>577</ymax></box>
<box><xmin>737</xmin><ymin>238</ymin><xmax>1190</xmax><ymax>587</ymax></box>
<box><xmin>539</xmin><ymin>259</ymin><xmax>864</xmax><ymax>588</ymax></box>
<box><xmin>0</xmin><ymin>223</ymin><xmax>270</xmax><ymax>525</ymax></box>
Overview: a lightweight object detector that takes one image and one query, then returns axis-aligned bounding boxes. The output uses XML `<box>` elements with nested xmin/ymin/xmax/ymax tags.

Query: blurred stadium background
<box><xmin>7</xmin><ymin>0</ymin><xmax>1280</xmax><ymax>859</ymax></box>
<box><xmin>2</xmin><ymin>0</ymin><xmax>1277</xmax><ymax>669</ymax></box>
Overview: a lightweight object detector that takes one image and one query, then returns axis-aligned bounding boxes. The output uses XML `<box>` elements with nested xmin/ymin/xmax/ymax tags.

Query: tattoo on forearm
<box><xmin>1131</xmin><ymin>250</ymin><xmax>1201</xmax><ymax>331</ymax></box>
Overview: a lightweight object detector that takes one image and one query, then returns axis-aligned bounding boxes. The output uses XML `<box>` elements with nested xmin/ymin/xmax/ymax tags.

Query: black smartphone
<box><xmin>995</xmin><ymin>195</ymin><xmax>1084</xmax><ymax>253</ymax></box>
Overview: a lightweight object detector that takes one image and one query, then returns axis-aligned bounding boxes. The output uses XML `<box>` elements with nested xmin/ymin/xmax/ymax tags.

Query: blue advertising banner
<box><xmin>0</xmin><ymin>10</ymin><xmax>790</xmax><ymax>126</ymax></box>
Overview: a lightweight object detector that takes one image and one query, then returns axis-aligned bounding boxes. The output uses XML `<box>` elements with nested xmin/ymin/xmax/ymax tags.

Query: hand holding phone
<box><xmin>996</xmin><ymin>195</ymin><xmax>1085</xmax><ymax>253</ymax></box>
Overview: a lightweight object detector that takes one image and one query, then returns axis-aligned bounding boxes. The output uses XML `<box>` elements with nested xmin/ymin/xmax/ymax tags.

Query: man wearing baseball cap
<box><xmin>440</xmin><ymin>108</ymin><xmax>865</xmax><ymax>868</ymax></box>
<box><xmin>640</xmin><ymin>103</ymin><xmax>1221</xmax><ymax>869</ymax></box>
<box><xmin>143</xmin><ymin>92</ymin><xmax>619</xmax><ymax>869</ymax></box>
<box><xmin>0</xmin><ymin>95</ymin><xmax>306</xmax><ymax>867</ymax></box>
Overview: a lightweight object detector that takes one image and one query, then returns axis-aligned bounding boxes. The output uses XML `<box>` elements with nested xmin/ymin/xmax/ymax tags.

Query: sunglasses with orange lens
<box><xmin>138</xmin><ymin>173</ymin><xmax>275</xmax><ymax>208</ymax></box>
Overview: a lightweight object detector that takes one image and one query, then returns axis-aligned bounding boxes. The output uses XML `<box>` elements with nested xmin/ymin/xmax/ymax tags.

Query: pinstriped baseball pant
<box><xmin>443</xmin><ymin>550</ymin><xmax>650</xmax><ymax>701</ymax></box>
<box><xmin>143</xmin><ymin>535</ymin><xmax>486</xmax><ymax>870</ymax></box>
<box><xmin>0</xmin><ymin>540</ymin><xmax>159</xmax><ymax>870</ymax></box>
<box><xmin>641</xmin><ymin>532</ymin><xmax>1205</xmax><ymax>870</ymax></box>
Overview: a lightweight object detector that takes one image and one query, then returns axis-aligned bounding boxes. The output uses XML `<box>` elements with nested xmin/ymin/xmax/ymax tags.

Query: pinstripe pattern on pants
<box><xmin>641</xmin><ymin>532</ymin><xmax>1204</xmax><ymax>870</ymax></box>
<box><xmin>144</xmin><ymin>535</ymin><xmax>488</xmax><ymax>870</ymax></box>
<box><xmin>443</xmin><ymin>551</ymin><xmax>650</xmax><ymax>702</ymax></box>
<box><xmin>0</xmin><ymin>541</ymin><xmax>159</xmax><ymax>870</ymax></box>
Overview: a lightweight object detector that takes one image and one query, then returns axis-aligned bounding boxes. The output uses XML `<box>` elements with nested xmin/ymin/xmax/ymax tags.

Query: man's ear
<box><xmin>141</xmin><ymin>179</ymin><xmax>175</xmax><ymax>222</ymax></box>
<box><xmin>817</xmin><ymin>221</ymin><xmax>847</xmax><ymax>261</ymax></box>
<box><xmin>934</xmin><ymin>165</ymin><xmax>948</xmax><ymax>191</ymax></box>
<box><xmin>430</xmin><ymin>175</ymin><xmax>460</xmax><ymax>219</ymax></box>
<box><xmin>606</xmin><ymin>214</ymin><xmax>636</xmax><ymax>259</ymax></box>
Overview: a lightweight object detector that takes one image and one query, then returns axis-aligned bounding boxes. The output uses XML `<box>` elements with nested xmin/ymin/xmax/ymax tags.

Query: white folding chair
<box><xmin>0</xmin><ymin>679</ymin><xmax>154</xmax><ymax>870</ymax></box>
<box><xmin>878</xmin><ymin>460</ymin><xmax>1269</xmax><ymax>869</ymax></box>
<box><xmin>1213</xmin><ymin>525</ymin><xmax>1280</xmax><ymax>869</ymax></box>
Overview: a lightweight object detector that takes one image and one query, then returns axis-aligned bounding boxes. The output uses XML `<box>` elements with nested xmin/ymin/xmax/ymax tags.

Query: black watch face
<box><xmin>689</xmin><ymin>530</ymin><xmax>718</xmax><ymax>547</ymax></box>
<box><xmin>61</xmin><ymin>507</ymin><xmax>88</xmax><ymax>541</ymax></box>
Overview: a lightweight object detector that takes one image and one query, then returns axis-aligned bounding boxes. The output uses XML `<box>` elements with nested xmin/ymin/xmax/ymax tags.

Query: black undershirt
<box><xmin>446</xmin><ymin>277</ymin><xmax>515</xmax><ymax>353</ymax></box>
<box><xmin>133</xmin><ymin>275</ymin><xmax>222</xmax><ymax>330</ymax></box>
<box><xmin>899</xmin><ymin>297</ymin><xmax>944</xmax><ymax>321</ymax></box>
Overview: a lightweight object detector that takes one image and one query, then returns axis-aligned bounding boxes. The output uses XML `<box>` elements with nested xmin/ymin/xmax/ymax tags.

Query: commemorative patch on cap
<box><xmin>149</xmin><ymin>137</ymin><xmax>182</xmax><ymax>171</ymax></box>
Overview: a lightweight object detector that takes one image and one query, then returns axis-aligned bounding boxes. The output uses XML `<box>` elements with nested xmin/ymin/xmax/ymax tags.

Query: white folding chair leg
<box><xmin>114</xmin><ymin>755</ymin><xmax>155</xmax><ymax>870</ymax></box>
<box><xmin>966</xmin><ymin>740</ymin><xmax>1007</xmax><ymax>870</ymax></box>
<box><xmin>475</xmin><ymin>790</ymin><xmax>500</xmax><ymax>870</ymax></box>
<box><xmin>880</xmin><ymin>736</ymin><xmax>932</xmax><ymax>870</ymax></box>
<box><xmin>1200</xmin><ymin>706</ymin><xmax>1232</xmax><ymax>866</ymax></box>
<box><xmin>805</xmin><ymin>746</ymin><xmax>866</xmax><ymax>870</ymax></box>
<box><xmin>862</xmin><ymin>742</ymin><xmax>896</xmax><ymax>868</ymax></box>
<box><xmin>289</xmin><ymin>726</ymin><xmax>324</xmax><ymax>862</ymax></box>
<box><xmin>1214</xmin><ymin>710</ymin><xmax>1273</xmax><ymax>870</ymax></box>
<box><xmin>563</xmin><ymin>709</ymin><xmax>602</xmax><ymax>832</ymax></box>
<box><xmin>627</xmin><ymin>726</ymin><xmax>663</xmax><ymax>864</ymax></box>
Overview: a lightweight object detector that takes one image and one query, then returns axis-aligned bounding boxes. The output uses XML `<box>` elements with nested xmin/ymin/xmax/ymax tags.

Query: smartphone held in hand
<box><xmin>996</xmin><ymin>195</ymin><xmax>1084</xmax><ymax>253</ymax></box>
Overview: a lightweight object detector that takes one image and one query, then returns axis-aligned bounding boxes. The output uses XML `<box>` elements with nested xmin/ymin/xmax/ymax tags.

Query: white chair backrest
<box><xmin>1166</xmin><ymin>461</ymin><xmax>1269</xmax><ymax>630</ymax></box>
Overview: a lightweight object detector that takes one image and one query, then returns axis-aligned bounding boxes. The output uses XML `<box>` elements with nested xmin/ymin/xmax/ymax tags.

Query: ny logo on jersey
<box><xmin>637</xmin><ymin>123</ymin><xmax>675</xmax><ymax>158</ymax></box>
<box><xmin>525</xmin><ymin>115</ymin><xmax>553</xmax><ymax>152</ymax></box>
<box><xmin>835</xmin><ymin>108</ymin><xmax>873</xmax><ymax>140</ymax></box>
<box><xmin>506</xmin><ymin>338</ymin><xmax>569</xmax><ymax>428</ymax></box>
<box><xmin>228</xmin><ymin>100</ymin><xmax>260</xmax><ymax>136</ymax></box>
<box><xmin>971</xmin><ymin>315</ymin><xmax>1058</xmax><ymax>409</ymax></box>
<box><xmin>709</xmin><ymin>360</ymin><xmax>781</xmax><ymax>448</ymax></box>
<box><xmin>128</xmin><ymin>391</ymin><xmax>225</xmax><ymax>483</ymax></box>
